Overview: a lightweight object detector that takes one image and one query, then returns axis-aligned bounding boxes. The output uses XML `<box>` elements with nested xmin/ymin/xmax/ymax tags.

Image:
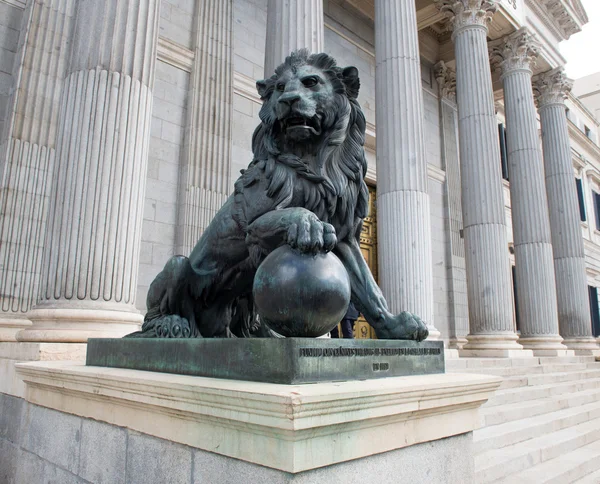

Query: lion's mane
<box><xmin>238</xmin><ymin>50</ymin><xmax>369</xmax><ymax>242</ymax></box>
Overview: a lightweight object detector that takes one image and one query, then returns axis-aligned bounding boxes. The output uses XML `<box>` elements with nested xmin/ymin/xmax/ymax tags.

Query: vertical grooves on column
<box><xmin>440</xmin><ymin>98</ymin><xmax>468</xmax><ymax>342</ymax></box>
<box><xmin>454</xmin><ymin>25</ymin><xmax>514</xmax><ymax>335</ymax></box>
<box><xmin>40</xmin><ymin>70</ymin><xmax>152</xmax><ymax>306</ymax></box>
<box><xmin>502</xmin><ymin>69</ymin><xmax>560</xmax><ymax>339</ymax></box>
<box><xmin>177</xmin><ymin>0</ymin><xmax>234</xmax><ymax>255</ymax></box>
<box><xmin>0</xmin><ymin>0</ymin><xmax>74</xmax><ymax>316</ymax></box>
<box><xmin>540</xmin><ymin>103</ymin><xmax>592</xmax><ymax>339</ymax></box>
<box><xmin>37</xmin><ymin>0</ymin><xmax>158</xmax><ymax>311</ymax></box>
<box><xmin>0</xmin><ymin>141</ymin><xmax>53</xmax><ymax>313</ymax></box>
<box><xmin>264</xmin><ymin>0</ymin><xmax>324</xmax><ymax>77</ymax></box>
<box><xmin>375</xmin><ymin>1</ymin><xmax>434</xmax><ymax>327</ymax></box>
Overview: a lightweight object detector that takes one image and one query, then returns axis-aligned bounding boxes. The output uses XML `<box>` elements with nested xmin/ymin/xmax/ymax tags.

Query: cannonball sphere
<box><xmin>253</xmin><ymin>245</ymin><xmax>351</xmax><ymax>337</ymax></box>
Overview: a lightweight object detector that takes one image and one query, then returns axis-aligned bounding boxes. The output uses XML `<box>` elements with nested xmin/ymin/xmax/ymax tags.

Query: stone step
<box><xmin>490</xmin><ymin>439</ymin><xmax>600</xmax><ymax>484</ymax></box>
<box><xmin>450</xmin><ymin>362</ymin><xmax>588</xmax><ymax>377</ymax></box>
<box><xmin>486</xmin><ymin>376</ymin><xmax>600</xmax><ymax>407</ymax></box>
<box><xmin>446</xmin><ymin>356</ymin><xmax>597</xmax><ymax>371</ymax></box>
<box><xmin>476</xmin><ymin>416</ymin><xmax>600</xmax><ymax>482</ymax></box>
<box><xmin>573</xmin><ymin>468</ymin><xmax>600</xmax><ymax>483</ymax></box>
<box><xmin>499</xmin><ymin>368</ymin><xmax>600</xmax><ymax>390</ymax></box>
<box><xmin>447</xmin><ymin>358</ymin><xmax>543</xmax><ymax>370</ymax></box>
<box><xmin>475</xmin><ymin>400</ymin><xmax>600</xmax><ymax>453</ymax></box>
<box><xmin>482</xmin><ymin>387</ymin><xmax>600</xmax><ymax>426</ymax></box>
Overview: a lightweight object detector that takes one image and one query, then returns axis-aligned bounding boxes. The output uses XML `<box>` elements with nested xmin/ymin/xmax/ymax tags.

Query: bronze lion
<box><xmin>129</xmin><ymin>50</ymin><xmax>428</xmax><ymax>341</ymax></box>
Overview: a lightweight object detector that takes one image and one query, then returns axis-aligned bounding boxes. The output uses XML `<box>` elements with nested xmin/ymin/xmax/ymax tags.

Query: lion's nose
<box><xmin>278</xmin><ymin>93</ymin><xmax>301</xmax><ymax>107</ymax></box>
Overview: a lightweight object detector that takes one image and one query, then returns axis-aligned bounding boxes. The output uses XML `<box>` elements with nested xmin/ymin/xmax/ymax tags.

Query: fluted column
<box><xmin>177</xmin><ymin>0</ymin><xmax>233</xmax><ymax>255</ymax></box>
<box><xmin>435</xmin><ymin>62</ymin><xmax>468</xmax><ymax>350</ymax></box>
<box><xmin>490</xmin><ymin>29</ymin><xmax>570</xmax><ymax>356</ymax></box>
<box><xmin>534</xmin><ymin>68</ymin><xmax>600</xmax><ymax>355</ymax></box>
<box><xmin>436</xmin><ymin>0</ymin><xmax>529</xmax><ymax>356</ymax></box>
<box><xmin>375</xmin><ymin>1</ymin><xmax>437</xmax><ymax>339</ymax></box>
<box><xmin>0</xmin><ymin>0</ymin><xmax>76</xmax><ymax>340</ymax></box>
<box><xmin>264</xmin><ymin>0</ymin><xmax>324</xmax><ymax>77</ymax></box>
<box><xmin>18</xmin><ymin>0</ymin><xmax>159</xmax><ymax>342</ymax></box>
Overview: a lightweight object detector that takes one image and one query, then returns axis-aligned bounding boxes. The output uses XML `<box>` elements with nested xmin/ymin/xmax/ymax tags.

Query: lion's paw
<box><xmin>286</xmin><ymin>211</ymin><xmax>336</xmax><ymax>254</ymax></box>
<box><xmin>375</xmin><ymin>312</ymin><xmax>429</xmax><ymax>342</ymax></box>
<box><xmin>126</xmin><ymin>315</ymin><xmax>199</xmax><ymax>339</ymax></box>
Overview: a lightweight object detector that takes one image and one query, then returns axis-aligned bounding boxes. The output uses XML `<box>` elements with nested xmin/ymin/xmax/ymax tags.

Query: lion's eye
<box><xmin>276</xmin><ymin>83</ymin><xmax>286</xmax><ymax>91</ymax></box>
<box><xmin>302</xmin><ymin>77</ymin><xmax>319</xmax><ymax>88</ymax></box>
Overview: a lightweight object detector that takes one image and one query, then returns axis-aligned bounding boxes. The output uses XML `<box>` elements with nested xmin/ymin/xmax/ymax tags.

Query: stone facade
<box><xmin>0</xmin><ymin>0</ymin><xmax>598</xmax><ymax>352</ymax></box>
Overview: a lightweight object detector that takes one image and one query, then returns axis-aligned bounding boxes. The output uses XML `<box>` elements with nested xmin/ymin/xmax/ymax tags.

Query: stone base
<box><xmin>518</xmin><ymin>336</ymin><xmax>573</xmax><ymax>356</ymax></box>
<box><xmin>460</xmin><ymin>333</ymin><xmax>533</xmax><ymax>358</ymax></box>
<box><xmin>15</xmin><ymin>361</ymin><xmax>501</xmax><ymax>474</ymax></box>
<box><xmin>444</xmin><ymin>348</ymin><xmax>460</xmax><ymax>359</ymax></box>
<box><xmin>0</xmin><ymin>392</ymin><xmax>475</xmax><ymax>484</ymax></box>
<box><xmin>563</xmin><ymin>337</ymin><xmax>600</xmax><ymax>356</ymax></box>
<box><xmin>0</xmin><ymin>315</ymin><xmax>31</xmax><ymax>342</ymax></box>
<box><xmin>0</xmin><ymin>342</ymin><xmax>86</xmax><ymax>397</ymax></box>
<box><xmin>17</xmin><ymin>307</ymin><xmax>143</xmax><ymax>342</ymax></box>
<box><xmin>448</xmin><ymin>336</ymin><xmax>468</xmax><ymax>350</ymax></box>
<box><xmin>87</xmin><ymin>338</ymin><xmax>445</xmax><ymax>384</ymax></box>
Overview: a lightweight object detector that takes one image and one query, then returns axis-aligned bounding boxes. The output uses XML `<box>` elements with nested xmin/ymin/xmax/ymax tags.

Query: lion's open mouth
<box><xmin>281</xmin><ymin>116</ymin><xmax>321</xmax><ymax>136</ymax></box>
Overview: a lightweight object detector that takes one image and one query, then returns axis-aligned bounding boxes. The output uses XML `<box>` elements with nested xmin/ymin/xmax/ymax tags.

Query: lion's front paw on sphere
<box><xmin>253</xmin><ymin>245</ymin><xmax>351</xmax><ymax>337</ymax></box>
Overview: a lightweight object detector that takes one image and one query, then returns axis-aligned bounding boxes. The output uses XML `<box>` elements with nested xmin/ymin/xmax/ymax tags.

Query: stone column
<box><xmin>177</xmin><ymin>0</ymin><xmax>233</xmax><ymax>255</ymax></box>
<box><xmin>533</xmin><ymin>68</ymin><xmax>600</xmax><ymax>355</ymax></box>
<box><xmin>18</xmin><ymin>0</ymin><xmax>159</xmax><ymax>342</ymax></box>
<box><xmin>436</xmin><ymin>0</ymin><xmax>529</xmax><ymax>356</ymax></box>
<box><xmin>490</xmin><ymin>29</ymin><xmax>570</xmax><ymax>356</ymax></box>
<box><xmin>375</xmin><ymin>0</ymin><xmax>437</xmax><ymax>339</ymax></box>
<box><xmin>264</xmin><ymin>0</ymin><xmax>324</xmax><ymax>77</ymax></box>
<box><xmin>0</xmin><ymin>0</ymin><xmax>76</xmax><ymax>340</ymax></box>
<box><xmin>434</xmin><ymin>62</ymin><xmax>469</xmax><ymax>350</ymax></box>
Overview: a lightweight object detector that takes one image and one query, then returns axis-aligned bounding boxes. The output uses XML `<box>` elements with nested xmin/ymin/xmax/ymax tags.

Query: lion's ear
<box><xmin>256</xmin><ymin>80</ymin><xmax>269</xmax><ymax>99</ymax></box>
<box><xmin>342</xmin><ymin>66</ymin><xmax>360</xmax><ymax>99</ymax></box>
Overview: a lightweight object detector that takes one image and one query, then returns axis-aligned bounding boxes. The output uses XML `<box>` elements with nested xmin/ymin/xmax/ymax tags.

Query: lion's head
<box><xmin>251</xmin><ymin>50</ymin><xmax>369</xmax><ymax>240</ymax></box>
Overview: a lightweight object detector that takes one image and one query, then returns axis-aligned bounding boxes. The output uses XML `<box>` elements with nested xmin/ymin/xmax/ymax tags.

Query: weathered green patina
<box><xmin>86</xmin><ymin>338</ymin><xmax>444</xmax><ymax>384</ymax></box>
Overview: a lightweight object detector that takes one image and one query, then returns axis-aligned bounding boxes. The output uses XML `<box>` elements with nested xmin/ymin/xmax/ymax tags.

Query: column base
<box><xmin>562</xmin><ymin>337</ymin><xmax>600</xmax><ymax>356</ymax></box>
<box><xmin>517</xmin><ymin>336</ymin><xmax>573</xmax><ymax>356</ymax></box>
<box><xmin>448</xmin><ymin>337</ymin><xmax>468</xmax><ymax>350</ymax></box>
<box><xmin>0</xmin><ymin>314</ymin><xmax>32</xmax><ymax>342</ymax></box>
<box><xmin>17</xmin><ymin>306</ymin><xmax>143</xmax><ymax>343</ymax></box>
<box><xmin>459</xmin><ymin>333</ymin><xmax>534</xmax><ymax>358</ymax></box>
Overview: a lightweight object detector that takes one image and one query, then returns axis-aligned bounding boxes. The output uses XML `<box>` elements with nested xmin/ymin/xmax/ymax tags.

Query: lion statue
<box><xmin>128</xmin><ymin>50</ymin><xmax>428</xmax><ymax>341</ymax></box>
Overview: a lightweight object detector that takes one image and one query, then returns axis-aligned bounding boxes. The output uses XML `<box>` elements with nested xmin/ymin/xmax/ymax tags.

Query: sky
<box><xmin>560</xmin><ymin>0</ymin><xmax>600</xmax><ymax>80</ymax></box>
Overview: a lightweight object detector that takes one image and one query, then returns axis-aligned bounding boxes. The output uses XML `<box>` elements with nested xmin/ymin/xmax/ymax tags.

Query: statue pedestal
<box><xmin>86</xmin><ymin>338</ymin><xmax>445</xmax><ymax>383</ymax></box>
<box><xmin>14</xmin><ymin>360</ymin><xmax>500</xmax><ymax>482</ymax></box>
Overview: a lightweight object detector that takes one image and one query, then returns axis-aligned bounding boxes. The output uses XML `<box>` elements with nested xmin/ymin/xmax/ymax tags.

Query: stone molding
<box><xmin>435</xmin><ymin>0</ymin><xmax>498</xmax><ymax>35</ymax></box>
<box><xmin>16</xmin><ymin>361</ymin><xmax>501</xmax><ymax>473</ymax></box>
<box><xmin>533</xmin><ymin>67</ymin><xmax>573</xmax><ymax>108</ymax></box>
<box><xmin>434</xmin><ymin>61</ymin><xmax>457</xmax><ymax>102</ymax></box>
<box><xmin>489</xmin><ymin>28</ymin><xmax>540</xmax><ymax>77</ymax></box>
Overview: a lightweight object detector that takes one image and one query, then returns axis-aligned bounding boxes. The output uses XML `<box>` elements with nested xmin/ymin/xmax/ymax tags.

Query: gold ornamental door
<box><xmin>355</xmin><ymin>185</ymin><xmax>378</xmax><ymax>339</ymax></box>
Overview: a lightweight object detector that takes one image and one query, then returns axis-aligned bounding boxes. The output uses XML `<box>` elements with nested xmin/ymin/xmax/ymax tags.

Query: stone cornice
<box><xmin>524</xmin><ymin>0</ymin><xmax>584</xmax><ymax>41</ymax></box>
<box><xmin>434</xmin><ymin>0</ymin><xmax>498</xmax><ymax>34</ymax></box>
<box><xmin>489</xmin><ymin>28</ymin><xmax>540</xmax><ymax>77</ymax></box>
<box><xmin>533</xmin><ymin>67</ymin><xmax>573</xmax><ymax>108</ymax></box>
<box><xmin>434</xmin><ymin>61</ymin><xmax>457</xmax><ymax>102</ymax></box>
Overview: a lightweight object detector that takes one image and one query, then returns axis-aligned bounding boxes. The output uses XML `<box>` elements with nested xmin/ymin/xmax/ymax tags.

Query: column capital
<box><xmin>434</xmin><ymin>61</ymin><xmax>457</xmax><ymax>102</ymax></box>
<box><xmin>533</xmin><ymin>67</ymin><xmax>573</xmax><ymax>108</ymax></box>
<box><xmin>490</xmin><ymin>27</ymin><xmax>540</xmax><ymax>77</ymax></box>
<box><xmin>435</xmin><ymin>0</ymin><xmax>498</xmax><ymax>34</ymax></box>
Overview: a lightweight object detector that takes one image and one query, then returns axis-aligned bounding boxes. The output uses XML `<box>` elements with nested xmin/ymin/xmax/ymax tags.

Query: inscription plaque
<box><xmin>86</xmin><ymin>338</ymin><xmax>445</xmax><ymax>384</ymax></box>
